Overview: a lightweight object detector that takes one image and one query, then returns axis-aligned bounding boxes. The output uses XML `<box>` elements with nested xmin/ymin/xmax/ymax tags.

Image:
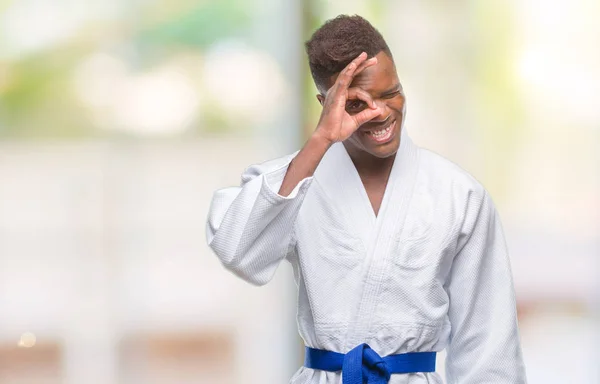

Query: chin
<box><xmin>358</xmin><ymin>123</ymin><xmax>402</xmax><ymax>158</ymax></box>
<box><xmin>366</xmin><ymin>142</ymin><xmax>399</xmax><ymax>158</ymax></box>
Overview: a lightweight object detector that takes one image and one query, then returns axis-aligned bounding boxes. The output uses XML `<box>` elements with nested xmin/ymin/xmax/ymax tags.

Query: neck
<box><xmin>343</xmin><ymin>143</ymin><xmax>396</xmax><ymax>176</ymax></box>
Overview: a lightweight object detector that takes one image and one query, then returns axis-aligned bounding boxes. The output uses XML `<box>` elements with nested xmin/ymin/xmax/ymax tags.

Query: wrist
<box><xmin>311</xmin><ymin>129</ymin><xmax>335</xmax><ymax>148</ymax></box>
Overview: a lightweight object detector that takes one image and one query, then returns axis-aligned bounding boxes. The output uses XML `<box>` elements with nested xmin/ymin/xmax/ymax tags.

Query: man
<box><xmin>206</xmin><ymin>15</ymin><xmax>527</xmax><ymax>384</ymax></box>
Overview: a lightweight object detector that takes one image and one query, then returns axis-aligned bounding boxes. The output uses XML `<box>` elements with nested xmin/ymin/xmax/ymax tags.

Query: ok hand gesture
<box><xmin>314</xmin><ymin>52</ymin><xmax>383</xmax><ymax>144</ymax></box>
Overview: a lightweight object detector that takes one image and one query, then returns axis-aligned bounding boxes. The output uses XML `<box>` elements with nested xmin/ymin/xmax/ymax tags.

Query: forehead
<box><xmin>327</xmin><ymin>51</ymin><xmax>399</xmax><ymax>93</ymax></box>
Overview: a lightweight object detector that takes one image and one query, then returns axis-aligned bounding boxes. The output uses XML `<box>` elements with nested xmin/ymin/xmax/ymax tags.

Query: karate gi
<box><xmin>206</xmin><ymin>127</ymin><xmax>527</xmax><ymax>383</ymax></box>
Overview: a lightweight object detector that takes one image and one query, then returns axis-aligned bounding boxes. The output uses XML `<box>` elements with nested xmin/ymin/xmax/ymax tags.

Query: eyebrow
<box><xmin>378</xmin><ymin>83</ymin><xmax>402</xmax><ymax>97</ymax></box>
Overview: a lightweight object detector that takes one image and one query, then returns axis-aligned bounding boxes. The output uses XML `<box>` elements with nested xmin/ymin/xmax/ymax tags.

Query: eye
<box><xmin>345</xmin><ymin>100</ymin><xmax>366</xmax><ymax>112</ymax></box>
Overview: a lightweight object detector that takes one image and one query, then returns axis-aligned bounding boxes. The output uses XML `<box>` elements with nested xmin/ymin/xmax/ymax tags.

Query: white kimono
<box><xmin>206</xmin><ymin>128</ymin><xmax>527</xmax><ymax>383</ymax></box>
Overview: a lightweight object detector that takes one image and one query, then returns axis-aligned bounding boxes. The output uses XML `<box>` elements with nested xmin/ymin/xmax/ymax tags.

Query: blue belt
<box><xmin>304</xmin><ymin>343</ymin><xmax>436</xmax><ymax>384</ymax></box>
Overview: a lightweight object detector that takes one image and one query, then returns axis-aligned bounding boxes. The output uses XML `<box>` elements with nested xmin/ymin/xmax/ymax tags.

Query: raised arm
<box><xmin>206</xmin><ymin>52</ymin><xmax>384</xmax><ymax>286</ymax></box>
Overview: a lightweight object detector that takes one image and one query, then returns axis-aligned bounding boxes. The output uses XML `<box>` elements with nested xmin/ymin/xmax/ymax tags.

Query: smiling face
<box><xmin>317</xmin><ymin>51</ymin><xmax>406</xmax><ymax>159</ymax></box>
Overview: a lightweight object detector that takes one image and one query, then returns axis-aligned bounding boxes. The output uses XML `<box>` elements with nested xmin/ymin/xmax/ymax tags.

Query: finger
<box><xmin>352</xmin><ymin>105</ymin><xmax>383</xmax><ymax>127</ymax></box>
<box><xmin>353</xmin><ymin>56</ymin><xmax>378</xmax><ymax>77</ymax></box>
<box><xmin>347</xmin><ymin>87</ymin><xmax>375</xmax><ymax>109</ymax></box>
<box><xmin>335</xmin><ymin>52</ymin><xmax>368</xmax><ymax>90</ymax></box>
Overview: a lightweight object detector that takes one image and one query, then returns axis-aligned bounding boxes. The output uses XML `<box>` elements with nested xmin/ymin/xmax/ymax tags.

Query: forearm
<box><xmin>278</xmin><ymin>132</ymin><xmax>332</xmax><ymax>197</ymax></box>
<box><xmin>277</xmin><ymin>52</ymin><xmax>381</xmax><ymax>198</ymax></box>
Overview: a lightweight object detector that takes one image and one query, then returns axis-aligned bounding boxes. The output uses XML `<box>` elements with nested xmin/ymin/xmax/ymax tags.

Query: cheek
<box><xmin>350</xmin><ymin>131</ymin><xmax>369</xmax><ymax>148</ymax></box>
<box><xmin>387</xmin><ymin>98</ymin><xmax>406</xmax><ymax>113</ymax></box>
<box><xmin>350</xmin><ymin>131</ymin><xmax>364</xmax><ymax>143</ymax></box>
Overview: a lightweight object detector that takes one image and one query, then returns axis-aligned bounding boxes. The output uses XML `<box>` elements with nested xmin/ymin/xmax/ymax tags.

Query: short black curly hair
<box><xmin>305</xmin><ymin>15</ymin><xmax>393</xmax><ymax>91</ymax></box>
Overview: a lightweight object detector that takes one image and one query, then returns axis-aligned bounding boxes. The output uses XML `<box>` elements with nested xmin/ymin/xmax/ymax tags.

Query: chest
<box><xmin>360</xmin><ymin>174</ymin><xmax>389</xmax><ymax>217</ymax></box>
<box><xmin>293</xmin><ymin>177</ymin><xmax>460</xmax><ymax>332</ymax></box>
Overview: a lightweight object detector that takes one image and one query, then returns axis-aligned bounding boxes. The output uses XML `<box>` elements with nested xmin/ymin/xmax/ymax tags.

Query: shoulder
<box><xmin>415</xmin><ymin>148</ymin><xmax>501</xmax><ymax>241</ymax></box>
<box><xmin>240</xmin><ymin>150</ymin><xmax>300</xmax><ymax>183</ymax></box>
<box><xmin>416</xmin><ymin>147</ymin><xmax>487</xmax><ymax>203</ymax></box>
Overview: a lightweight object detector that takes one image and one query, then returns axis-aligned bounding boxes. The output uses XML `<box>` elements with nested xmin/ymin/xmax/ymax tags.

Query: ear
<box><xmin>316</xmin><ymin>94</ymin><xmax>325</xmax><ymax>106</ymax></box>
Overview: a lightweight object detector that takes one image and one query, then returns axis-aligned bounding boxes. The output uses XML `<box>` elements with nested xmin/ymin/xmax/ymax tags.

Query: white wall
<box><xmin>0</xmin><ymin>138</ymin><xmax>299</xmax><ymax>383</ymax></box>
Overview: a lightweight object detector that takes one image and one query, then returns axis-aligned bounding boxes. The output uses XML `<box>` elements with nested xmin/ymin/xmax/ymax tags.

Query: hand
<box><xmin>313</xmin><ymin>52</ymin><xmax>383</xmax><ymax>144</ymax></box>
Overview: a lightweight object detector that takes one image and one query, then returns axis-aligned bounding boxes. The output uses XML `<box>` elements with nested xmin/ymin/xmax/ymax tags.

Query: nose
<box><xmin>370</xmin><ymin>100</ymin><xmax>391</xmax><ymax>123</ymax></box>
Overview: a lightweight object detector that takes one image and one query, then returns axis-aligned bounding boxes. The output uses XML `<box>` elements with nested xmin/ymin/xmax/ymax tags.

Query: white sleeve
<box><xmin>444</xmin><ymin>191</ymin><xmax>527</xmax><ymax>383</ymax></box>
<box><xmin>205</xmin><ymin>153</ymin><xmax>314</xmax><ymax>286</ymax></box>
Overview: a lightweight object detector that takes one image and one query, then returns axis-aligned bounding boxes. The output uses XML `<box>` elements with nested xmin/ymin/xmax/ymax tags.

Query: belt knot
<box><xmin>343</xmin><ymin>343</ymin><xmax>391</xmax><ymax>384</ymax></box>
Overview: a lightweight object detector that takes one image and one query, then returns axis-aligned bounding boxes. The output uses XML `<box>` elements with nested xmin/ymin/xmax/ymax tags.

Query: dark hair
<box><xmin>305</xmin><ymin>15</ymin><xmax>392</xmax><ymax>91</ymax></box>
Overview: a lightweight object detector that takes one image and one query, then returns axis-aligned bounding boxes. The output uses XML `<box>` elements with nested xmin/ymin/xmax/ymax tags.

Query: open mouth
<box><xmin>362</xmin><ymin>119</ymin><xmax>396</xmax><ymax>144</ymax></box>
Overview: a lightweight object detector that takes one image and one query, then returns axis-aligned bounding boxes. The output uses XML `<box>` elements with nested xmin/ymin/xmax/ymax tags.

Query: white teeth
<box><xmin>364</xmin><ymin>121</ymin><xmax>395</xmax><ymax>142</ymax></box>
<box><xmin>368</xmin><ymin>126</ymin><xmax>391</xmax><ymax>137</ymax></box>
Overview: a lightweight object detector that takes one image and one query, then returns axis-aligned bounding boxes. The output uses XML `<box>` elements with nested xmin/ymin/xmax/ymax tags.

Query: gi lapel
<box><xmin>343</xmin><ymin>126</ymin><xmax>421</xmax><ymax>348</ymax></box>
<box><xmin>314</xmin><ymin>141</ymin><xmax>376</xmax><ymax>251</ymax></box>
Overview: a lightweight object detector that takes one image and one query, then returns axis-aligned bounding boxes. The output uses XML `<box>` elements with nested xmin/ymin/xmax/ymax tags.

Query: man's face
<box><xmin>320</xmin><ymin>51</ymin><xmax>405</xmax><ymax>159</ymax></box>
